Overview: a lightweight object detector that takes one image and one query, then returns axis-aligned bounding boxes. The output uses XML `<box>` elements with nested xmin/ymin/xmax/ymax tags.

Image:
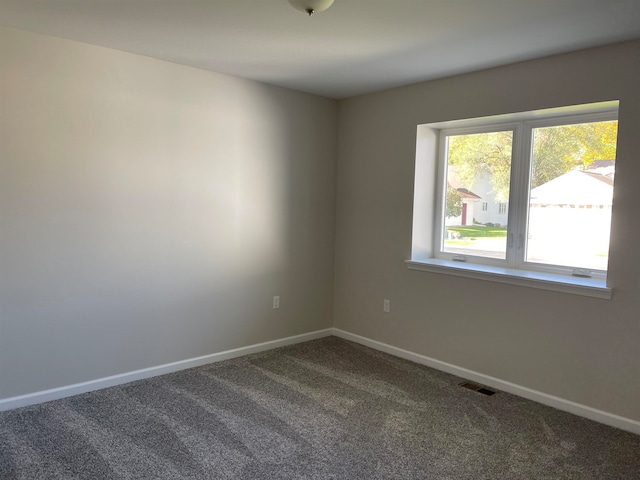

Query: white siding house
<box><xmin>527</xmin><ymin>162</ymin><xmax>614</xmax><ymax>269</ymax></box>
<box><xmin>446</xmin><ymin>167</ymin><xmax>508</xmax><ymax>227</ymax></box>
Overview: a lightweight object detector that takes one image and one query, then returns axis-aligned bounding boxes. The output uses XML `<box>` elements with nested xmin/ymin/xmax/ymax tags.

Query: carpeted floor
<box><xmin>1</xmin><ymin>336</ymin><xmax>639</xmax><ymax>479</ymax></box>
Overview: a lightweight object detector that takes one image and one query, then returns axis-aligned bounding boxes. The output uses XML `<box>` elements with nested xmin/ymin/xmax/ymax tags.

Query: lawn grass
<box><xmin>447</xmin><ymin>225</ymin><xmax>507</xmax><ymax>238</ymax></box>
<box><xmin>444</xmin><ymin>240</ymin><xmax>475</xmax><ymax>246</ymax></box>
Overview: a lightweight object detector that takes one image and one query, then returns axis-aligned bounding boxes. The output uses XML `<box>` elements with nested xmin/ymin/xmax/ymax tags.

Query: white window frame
<box><xmin>408</xmin><ymin>101</ymin><xmax>619</xmax><ymax>299</ymax></box>
<box><xmin>434</xmin><ymin>122</ymin><xmax>518</xmax><ymax>268</ymax></box>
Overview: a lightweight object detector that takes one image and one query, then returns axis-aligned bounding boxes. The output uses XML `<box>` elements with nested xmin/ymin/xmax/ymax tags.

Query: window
<box><xmin>408</xmin><ymin>101</ymin><xmax>619</xmax><ymax>298</ymax></box>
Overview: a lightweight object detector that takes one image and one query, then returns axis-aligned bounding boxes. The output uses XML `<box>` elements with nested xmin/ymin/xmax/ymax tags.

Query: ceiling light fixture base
<box><xmin>287</xmin><ymin>0</ymin><xmax>335</xmax><ymax>16</ymax></box>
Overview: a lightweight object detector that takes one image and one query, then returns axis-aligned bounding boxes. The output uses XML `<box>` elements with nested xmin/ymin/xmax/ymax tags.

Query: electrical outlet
<box><xmin>273</xmin><ymin>296</ymin><xmax>280</xmax><ymax>309</ymax></box>
<box><xmin>383</xmin><ymin>299</ymin><xmax>390</xmax><ymax>313</ymax></box>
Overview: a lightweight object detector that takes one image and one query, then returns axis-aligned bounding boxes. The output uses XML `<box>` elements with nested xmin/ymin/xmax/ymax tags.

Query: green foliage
<box><xmin>446</xmin><ymin>185</ymin><xmax>462</xmax><ymax>218</ymax></box>
<box><xmin>446</xmin><ymin>121</ymin><xmax>618</xmax><ymax>198</ymax></box>
<box><xmin>448</xmin><ymin>131</ymin><xmax>512</xmax><ymax>202</ymax></box>
<box><xmin>530</xmin><ymin>121</ymin><xmax>617</xmax><ymax>188</ymax></box>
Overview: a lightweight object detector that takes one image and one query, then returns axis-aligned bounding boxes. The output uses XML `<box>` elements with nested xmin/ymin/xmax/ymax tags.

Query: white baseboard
<box><xmin>4</xmin><ymin>326</ymin><xmax>639</xmax><ymax>436</ymax></box>
<box><xmin>332</xmin><ymin>328</ymin><xmax>640</xmax><ymax>436</ymax></box>
<box><xmin>0</xmin><ymin>328</ymin><xmax>333</xmax><ymax>412</ymax></box>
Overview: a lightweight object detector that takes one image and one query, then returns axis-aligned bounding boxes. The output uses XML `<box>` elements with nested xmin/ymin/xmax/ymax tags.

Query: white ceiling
<box><xmin>1</xmin><ymin>0</ymin><xmax>640</xmax><ymax>99</ymax></box>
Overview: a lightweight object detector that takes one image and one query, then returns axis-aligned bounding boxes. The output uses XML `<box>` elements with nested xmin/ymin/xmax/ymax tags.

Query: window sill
<box><xmin>405</xmin><ymin>259</ymin><xmax>612</xmax><ymax>299</ymax></box>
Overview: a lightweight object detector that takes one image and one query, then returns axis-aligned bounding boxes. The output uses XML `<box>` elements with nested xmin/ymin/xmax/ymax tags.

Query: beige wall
<box><xmin>334</xmin><ymin>40</ymin><xmax>640</xmax><ymax>421</ymax></box>
<box><xmin>0</xmin><ymin>27</ymin><xmax>337</xmax><ymax>398</ymax></box>
<box><xmin>2</xmin><ymin>25</ymin><xmax>639</xmax><ymax>425</ymax></box>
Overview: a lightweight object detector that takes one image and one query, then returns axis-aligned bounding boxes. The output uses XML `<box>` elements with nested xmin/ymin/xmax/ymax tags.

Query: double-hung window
<box><xmin>408</xmin><ymin>101</ymin><xmax>619</xmax><ymax>298</ymax></box>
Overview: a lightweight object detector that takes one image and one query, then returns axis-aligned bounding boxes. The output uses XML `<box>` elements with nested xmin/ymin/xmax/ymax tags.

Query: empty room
<box><xmin>1</xmin><ymin>1</ymin><xmax>639</xmax><ymax>478</ymax></box>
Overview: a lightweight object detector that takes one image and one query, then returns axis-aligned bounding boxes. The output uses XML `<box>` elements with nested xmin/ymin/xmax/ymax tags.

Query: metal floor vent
<box><xmin>459</xmin><ymin>382</ymin><xmax>497</xmax><ymax>396</ymax></box>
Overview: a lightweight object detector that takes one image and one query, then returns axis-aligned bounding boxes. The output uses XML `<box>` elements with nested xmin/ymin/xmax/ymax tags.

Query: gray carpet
<box><xmin>1</xmin><ymin>337</ymin><xmax>639</xmax><ymax>479</ymax></box>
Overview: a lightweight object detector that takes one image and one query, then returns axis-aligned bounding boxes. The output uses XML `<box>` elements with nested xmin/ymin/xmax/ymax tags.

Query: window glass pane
<box><xmin>526</xmin><ymin>121</ymin><xmax>617</xmax><ymax>270</ymax></box>
<box><xmin>443</xmin><ymin>131</ymin><xmax>513</xmax><ymax>259</ymax></box>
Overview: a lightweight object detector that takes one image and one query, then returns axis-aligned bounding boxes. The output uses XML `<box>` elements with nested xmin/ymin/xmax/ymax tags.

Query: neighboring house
<box><xmin>528</xmin><ymin>162</ymin><xmax>614</xmax><ymax>257</ymax></box>
<box><xmin>446</xmin><ymin>185</ymin><xmax>481</xmax><ymax>226</ymax></box>
<box><xmin>446</xmin><ymin>167</ymin><xmax>507</xmax><ymax>227</ymax></box>
<box><xmin>529</xmin><ymin>165</ymin><xmax>613</xmax><ymax>207</ymax></box>
<box><xmin>447</xmin><ymin>161</ymin><xmax>614</xmax><ymax>230</ymax></box>
<box><xmin>469</xmin><ymin>169</ymin><xmax>509</xmax><ymax>226</ymax></box>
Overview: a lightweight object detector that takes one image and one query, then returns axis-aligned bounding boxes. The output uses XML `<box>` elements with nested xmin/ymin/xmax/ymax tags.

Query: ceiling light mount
<box><xmin>288</xmin><ymin>0</ymin><xmax>335</xmax><ymax>16</ymax></box>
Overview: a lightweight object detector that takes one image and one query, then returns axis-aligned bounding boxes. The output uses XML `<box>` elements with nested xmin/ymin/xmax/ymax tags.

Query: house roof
<box><xmin>584</xmin><ymin>172</ymin><xmax>614</xmax><ymax>186</ymax></box>
<box><xmin>529</xmin><ymin>169</ymin><xmax>614</xmax><ymax>206</ymax></box>
<box><xmin>455</xmin><ymin>188</ymin><xmax>482</xmax><ymax>200</ymax></box>
<box><xmin>447</xmin><ymin>168</ymin><xmax>482</xmax><ymax>199</ymax></box>
<box><xmin>584</xmin><ymin>160</ymin><xmax>615</xmax><ymax>182</ymax></box>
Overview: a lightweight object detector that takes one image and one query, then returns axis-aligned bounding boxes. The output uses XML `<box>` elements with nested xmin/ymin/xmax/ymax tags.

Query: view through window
<box><xmin>526</xmin><ymin>121</ymin><xmax>617</xmax><ymax>270</ymax></box>
<box><xmin>439</xmin><ymin>115</ymin><xmax>618</xmax><ymax>275</ymax></box>
<box><xmin>444</xmin><ymin>130</ymin><xmax>512</xmax><ymax>260</ymax></box>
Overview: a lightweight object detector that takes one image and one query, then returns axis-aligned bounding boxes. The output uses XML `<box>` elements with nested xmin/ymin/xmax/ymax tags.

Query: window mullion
<box><xmin>506</xmin><ymin>122</ymin><xmax>532</xmax><ymax>268</ymax></box>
